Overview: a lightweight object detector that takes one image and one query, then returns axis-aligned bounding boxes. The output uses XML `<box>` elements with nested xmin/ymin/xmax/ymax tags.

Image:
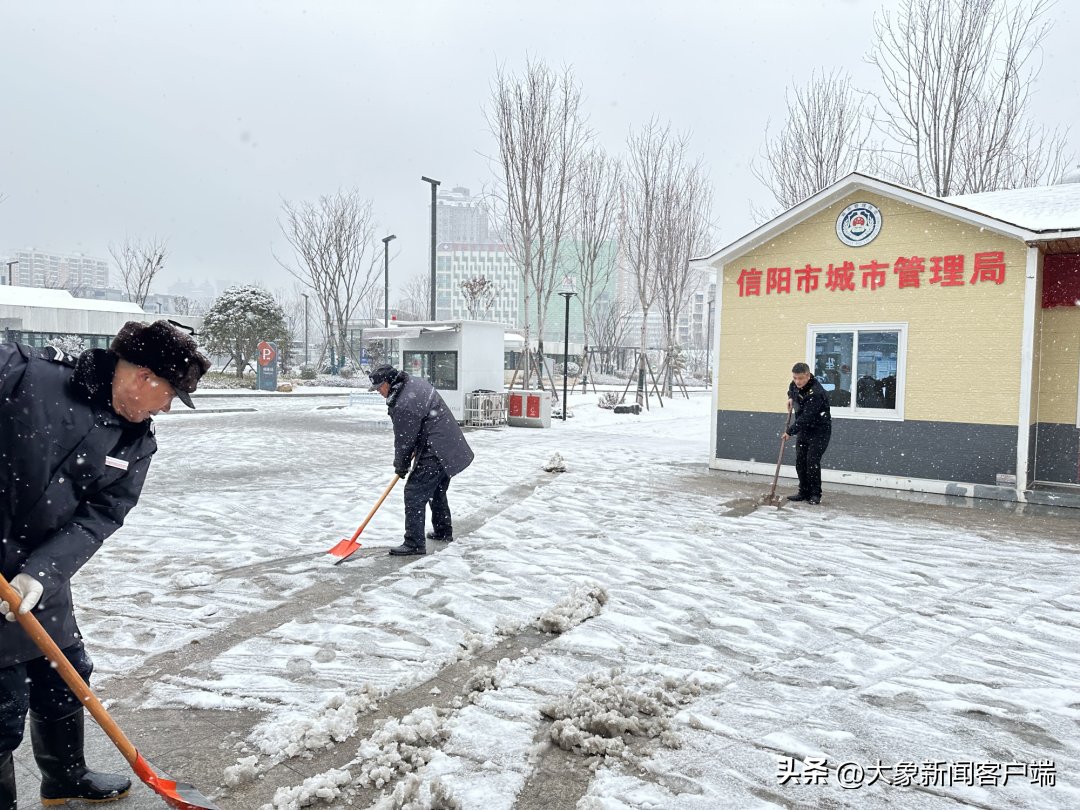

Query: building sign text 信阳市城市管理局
<box><xmin>735</xmin><ymin>251</ymin><xmax>1007</xmax><ymax>298</ymax></box>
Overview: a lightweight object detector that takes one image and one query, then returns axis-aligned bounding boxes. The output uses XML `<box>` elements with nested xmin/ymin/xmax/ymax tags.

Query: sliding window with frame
<box><xmin>806</xmin><ymin>323</ymin><xmax>907</xmax><ymax>420</ymax></box>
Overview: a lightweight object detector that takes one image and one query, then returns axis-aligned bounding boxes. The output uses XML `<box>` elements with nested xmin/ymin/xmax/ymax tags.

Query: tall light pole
<box><xmin>557</xmin><ymin>278</ymin><xmax>577</xmax><ymax>422</ymax></box>
<box><xmin>4</xmin><ymin>260</ymin><xmax>16</xmax><ymax>286</ymax></box>
<box><xmin>382</xmin><ymin>234</ymin><xmax>397</xmax><ymax>327</ymax></box>
<box><xmin>421</xmin><ymin>176</ymin><xmax>440</xmax><ymax>320</ymax></box>
<box><xmin>301</xmin><ymin>293</ymin><xmax>310</xmax><ymax>367</ymax></box>
<box><xmin>705</xmin><ymin>295</ymin><xmax>714</xmax><ymax>388</ymax></box>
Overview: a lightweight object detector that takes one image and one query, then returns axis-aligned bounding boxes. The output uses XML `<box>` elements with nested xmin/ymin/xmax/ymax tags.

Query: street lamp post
<box><xmin>557</xmin><ymin>279</ymin><xmax>577</xmax><ymax>422</ymax></box>
<box><xmin>301</xmin><ymin>293</ymin><xmax>310</xmax><ymax>367</ymax></box>
<box><xmin>4</xmin><ymin>260</ymin><xmax>16</xmax><ymax>286</ymax></box>
<box><xmin>421</xmin><ymin>176</ymin><xmax>440</xmax><ymax>320</ymax></box>
<box><xmin>705</xmin><ymin>296</ymin><xmax>714</xmax><ymax>388</ymax></box>
<box><xmin>382</xmin><ymin>234</ymin><xmax>397</xmax><ymax>327</ymax></box>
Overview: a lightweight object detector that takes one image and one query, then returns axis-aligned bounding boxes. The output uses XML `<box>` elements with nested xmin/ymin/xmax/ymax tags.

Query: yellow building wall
<box><xmin>716</xmin><ymin>190</ymin><xmax>1029</xmax><ymax>426</ymax></box>
<box><xmin>1037</xmin><ymin>306</ymin><xmax>1080</xmax><ymax>425</ymax></box>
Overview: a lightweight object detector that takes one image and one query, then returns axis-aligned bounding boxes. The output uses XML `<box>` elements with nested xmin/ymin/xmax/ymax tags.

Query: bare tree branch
<box><xmin>868</xmin><ymin>0</ymin><xmax>1068</xmax><ymax>195</ymax></box>
<box><xmin>277</xmin><ymin>190</ymin><xmax>380</xmax><ymax>368</ymax></box>
<box><xmin>486</xmin><ymin>58</ymin><xmax>591</xmax><ymax>385</ymax></box>
<box><xmin>572</xmin><ymin>146</ymin><xmax>622</xmax><ymax>364</ymax></box>
<box><xmin>752</xmin><ymin>70</ymin><xmax>877</xmax><ymax>218</ymax></box>
<box><xmin>396</xmin><ymin>273</ymin><xmax>431</xmax><ymax>321</ymax></box>
<box><xmin>109</xmin><ymin>236</ymin><xmax>167</xmax><ymax>307</ymax></box>
<box><xmin>460</xmin><ymin>276</ymin><xmax>500</xmax><ymax>319</ymax></box>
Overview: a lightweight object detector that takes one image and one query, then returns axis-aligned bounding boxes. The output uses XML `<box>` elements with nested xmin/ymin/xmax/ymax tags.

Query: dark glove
<box><xmin>395</xmin><ymin>468</ymin><xmax>409</xmax><ymax>479</ymax></box>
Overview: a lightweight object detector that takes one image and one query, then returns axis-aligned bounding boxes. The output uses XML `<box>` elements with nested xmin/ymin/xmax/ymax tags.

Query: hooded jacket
<box><xmin>386</xmin><ymin>371</ymin><xmax>474</xmax><ymax>477</ymax></box>
<box><xmin>0</xmin><ymin>344</ymin><xmax>157</xmax><ymax>667</ymax></box>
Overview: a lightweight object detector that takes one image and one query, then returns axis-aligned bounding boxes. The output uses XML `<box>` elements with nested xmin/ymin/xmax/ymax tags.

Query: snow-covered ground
<box><xmin>67</xmin><ymin>389</ymin><xmax>1080</xmax><ymax>809</ymax></box>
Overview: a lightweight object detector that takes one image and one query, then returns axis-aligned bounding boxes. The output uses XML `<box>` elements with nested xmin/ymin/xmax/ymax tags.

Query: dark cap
<box><xmin>367</xmin><ymin>365</ymin><xmax>398</xmax><ymax>391</ymax></box>
<box><xmin>111</xmin><ymin>320</ymin><xmax>211</xmax><ymax>409</ymax></box>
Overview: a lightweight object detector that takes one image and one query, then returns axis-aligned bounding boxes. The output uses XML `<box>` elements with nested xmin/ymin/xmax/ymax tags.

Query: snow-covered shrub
<box><xmin>597</xmin><ymin>392</ymin><xmax>619</xmax><ymax>410</ymax></box>
<box><xmin>46</xmin><ymin>335</ymin><xmax>86</xmax><ymax>356</ymax></box>
<box><xmin>300</xmin><ymin>365</ymin><xmax>317</xmax><ymax>380</ymax></box>
<box><xmin>195</xmin><ymin>371</ymin><xmax>255</xmax><ymax>390</ymax></box>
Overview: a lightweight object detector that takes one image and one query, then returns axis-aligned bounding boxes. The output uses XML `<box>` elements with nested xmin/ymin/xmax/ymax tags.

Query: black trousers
<box><xmin>795</xmin><ymin>427</ymin><xmax>831</xmax><ymax>498</ymax></box>
<box><xmin>0</xmin><ymin>643</ymin><xmax>92</xmax><ymax>752</ymax></box>
<box><xmin>403</xmin><ymin>460</ymin><xmax>452</xmax><ymax>547</ymax></box>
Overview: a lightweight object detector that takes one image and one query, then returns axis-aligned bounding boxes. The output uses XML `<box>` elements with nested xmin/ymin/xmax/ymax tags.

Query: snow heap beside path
<box><xmin>261</xmin><ymin>687</ymin><xmax>379</xmax><ymax>759</ymax></box>
<box><xmin>533</xmin><ymin>581</ymin><xmax>608</xmax><ymax>634</ymax></box>
<box><xmin>263</xmin><ymin>768</ymin><xmax>352</xmax><ymax>810</ymax></box>
<box><xmin>355</xmin><ymin>706</ymin><xmax>451</xmax><ymax>790</ymax></box>
<box><xmin>375</xmin><ymin>773</ymin><xmax>462</xmax><ymax>810</ymax></box>
<box><xmin>542</xmin><ymin>667</ymin><xmax>703</xmax><ymax>764</ymax></box>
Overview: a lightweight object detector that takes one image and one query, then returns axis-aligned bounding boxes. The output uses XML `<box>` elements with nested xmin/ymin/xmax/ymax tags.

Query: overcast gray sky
<box><xmin>1</xmin><ymin>0</ymin><xmax>1076</xmax><ymax>299</ymax></box>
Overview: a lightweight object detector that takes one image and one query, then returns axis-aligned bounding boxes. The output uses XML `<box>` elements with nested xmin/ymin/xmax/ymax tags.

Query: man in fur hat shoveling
<box><xmin>0</xmin><ymin>320</ymin><xmax>210</xmax><ymax>809</ymax></box>
<box><xmin>369</xmin><ymin>365</ymin><xmax>474</xmax><ymax>556</ymax></box>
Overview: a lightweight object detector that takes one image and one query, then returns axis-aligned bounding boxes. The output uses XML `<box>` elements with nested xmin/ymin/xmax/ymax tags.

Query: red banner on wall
<box><xmin>1043</xmin><ymin>254</ymin><xmax>1080</xmax><ymax>308</ymax></box>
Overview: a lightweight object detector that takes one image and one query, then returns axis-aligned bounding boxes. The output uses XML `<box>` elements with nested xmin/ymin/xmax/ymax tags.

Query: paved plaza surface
<box><xmin>12</xmin><ymin>391</ymin><xmax>1080</xmax><ymax>809</ymax></box>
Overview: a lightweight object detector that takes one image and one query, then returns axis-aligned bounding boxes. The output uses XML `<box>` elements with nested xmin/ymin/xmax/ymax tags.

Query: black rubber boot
<box><xmin>0</xmin><ymin>751</ymin><xmax>15</xmax><ymax>810</ymax></box>
<box><xmin>388</xmin><ymin>542</ymin><xmax>426</xmax><ymax>556</ymax></box>
<box><xmin>31</xmin><ymin>711</ymin><xmax>131</xmax><ymax>806</ymax></box>
<box><xmin>425</xmin><ymin>531</ymin><xmax>453</xmax><ymax>543</ymax></box>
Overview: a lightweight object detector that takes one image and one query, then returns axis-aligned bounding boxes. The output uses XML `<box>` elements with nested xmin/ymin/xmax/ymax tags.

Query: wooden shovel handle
<box><xmin>766</xmin><ymin>400</ymin><xmax>794</xmax><ymax>501</ymax></box>
<box><xmin>0</xmin><ymin>573</ymin><xmax>139</xmax><ymax>765</ymax></box>
<box><xmin>343</xmin><ymin>474</ymin><xmax>400</xmax><ymax>545</ymax></box>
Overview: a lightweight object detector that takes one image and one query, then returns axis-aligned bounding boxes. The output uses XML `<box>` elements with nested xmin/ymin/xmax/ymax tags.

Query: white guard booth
<box><xmin>362</xmin><ymin>320</ymin><xmax>506</xmax><ymax>423</ymax></box>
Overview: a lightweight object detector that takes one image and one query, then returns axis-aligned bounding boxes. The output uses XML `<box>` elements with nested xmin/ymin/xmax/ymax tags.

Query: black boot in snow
<box><xmin>31</xmin><ymin>711</ymin><xmax>131</xmax><ymax>806</ymax></box>
<box><xmin>0</xmin><ymin>751</ymin><xmax>16</xmax><ymax>810</ymax></box>
<box><xmin>388</xmin><ymin>541</ymin><xmax>426</xmax><ymax>556</ymax></box>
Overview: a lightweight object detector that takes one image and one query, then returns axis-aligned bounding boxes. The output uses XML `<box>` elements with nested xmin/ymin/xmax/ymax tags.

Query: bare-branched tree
<box><xmin>626</xmin><ymin>120</ymin><xmax>709</xmax><ymax>403</ymax></box>
<box><xmin>588</xmin><ymin>294</ymin><xmax>636</xmax><ymax>376</ymax></box>
<box><xmin>653</xmin><ymin>155</ymin><xmax>714</xmax><ymax>397</ymax></box>
<box><xmin>869</xmin><ymin>0</ymin><xmax>1067</xmax><ymax>195</ymax></box>
<box><xmin>460</xmin><ymin>276</ymin><xmax>500</xmax><ymax>319</ymax></box>
<box><xmin>487</xmin><ymin>58</ymin><xmax>590</xmax><ymax>386</ymax></box>
<box><xmin>572</xmin><ymin>146</ymin><xmax>622</xmax><ymax>376</ymax></box>
<box><xmin>396</xmin><ymin>273</ymin><xmax>431</xmax><ymax>321</ymax></box>
<box><xmin>752</xmin><ymin>70</ymin><xmax>876</xmax><ymax>218</ymax></box>
<box><xmin>109</xmin><ymin>236</ymin><xmax>167</xmax><ymax>307</ymax></box>
<box><xmin>278</xmin><ymin>190</ymin><xmax>380</xmax><ymax>369</ymax></box>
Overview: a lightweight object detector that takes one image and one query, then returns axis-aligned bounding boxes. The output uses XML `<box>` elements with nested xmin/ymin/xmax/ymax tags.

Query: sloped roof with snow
<box><xmin>944</xmin><ymin>183</ymin><xmax>1080</xmax><ymax>232</ymax></box>
<box><xmin>0</xmin><ymin>285</ymin><xmax>145</xmax><ymax>313</ymax></box>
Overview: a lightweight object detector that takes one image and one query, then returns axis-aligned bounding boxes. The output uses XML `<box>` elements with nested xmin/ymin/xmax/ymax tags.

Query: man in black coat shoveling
<box><xmin>0</xmin><ymin>320</ymin><xmax>210</xmax><ymax>810</ymax></box>
<box><xmin>369</xmin><ymin>365</ymin><xmax>474</xmax><ymax>556</ymax></box>
<box><xmin>782</xmin><ymin>361</ymin><xmax>832</xmax><ymax>505</ymax></box>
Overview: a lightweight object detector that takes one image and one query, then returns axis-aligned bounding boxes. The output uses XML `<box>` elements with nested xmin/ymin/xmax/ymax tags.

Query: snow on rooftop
<box><xmin>945</xmin><ymin>181</ymin><xmax>1080</xmax><ymax>232</ymax></box>
<box><xmin>0</xmin><ymin>285</ymin><xmax>145</xmax><ymax>313</ymax></box>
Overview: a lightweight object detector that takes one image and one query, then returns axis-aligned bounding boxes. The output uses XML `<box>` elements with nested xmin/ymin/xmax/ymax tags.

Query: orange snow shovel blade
<box><xmin>327</xmin><ymin>474</ymin><xmax>401</xmax><ymax>562</ymax></box>
<box><xmin>0</xmin><ymin>574</ymin><xmax>221</xmax><ymax>810</ymax></box>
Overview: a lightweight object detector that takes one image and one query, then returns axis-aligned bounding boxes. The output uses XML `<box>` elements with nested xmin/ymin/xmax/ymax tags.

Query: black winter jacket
<box><xmin>386</xmin><ymin>371</ymin><xmax>474</xmax><ymax>477</ymax></box>
<box><xmin>0</xmin><ymin>345</ymin><xmax>157</xmax><ymax>667</ymax></box>
<box><xmin>787</xmin><ymin>375</ymin><xmax>832</xmax><ymax>437</ymax></box>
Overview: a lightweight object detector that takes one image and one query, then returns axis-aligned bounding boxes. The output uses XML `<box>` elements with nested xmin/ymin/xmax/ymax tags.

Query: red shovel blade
<box><xmin>132</xmin><ymin>753</ymin><xmax>221</xmax><ymax>810</ymax></box>
<box><xmin>327</xmin><ymin>537</ymin><xmax>361</xmax><ymax>558</ymax></box>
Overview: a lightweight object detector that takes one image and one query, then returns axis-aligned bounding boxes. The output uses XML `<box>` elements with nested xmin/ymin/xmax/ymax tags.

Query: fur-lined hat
<box><xmin>110</xmin><ymin>320</ymin><xmax>211</xmax><ymax>408</ymax></box>
<box><xmin>367</xmin><ymin>365</ymin><xmax>399</xmax><ymax>391</ymax></box>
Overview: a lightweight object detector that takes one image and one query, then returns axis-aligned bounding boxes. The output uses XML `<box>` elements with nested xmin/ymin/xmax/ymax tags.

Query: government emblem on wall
<box><xmin>836</xmin><ymin>202</ymin><xmax>883</xmax><ymax>247</ymax></box>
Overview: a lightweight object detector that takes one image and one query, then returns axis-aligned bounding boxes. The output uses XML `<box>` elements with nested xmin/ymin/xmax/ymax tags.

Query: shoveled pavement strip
<box><xmin>12</xmin><ymin>466</ymin><xmax>1078</xmax><ymax>809</ymax></box>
